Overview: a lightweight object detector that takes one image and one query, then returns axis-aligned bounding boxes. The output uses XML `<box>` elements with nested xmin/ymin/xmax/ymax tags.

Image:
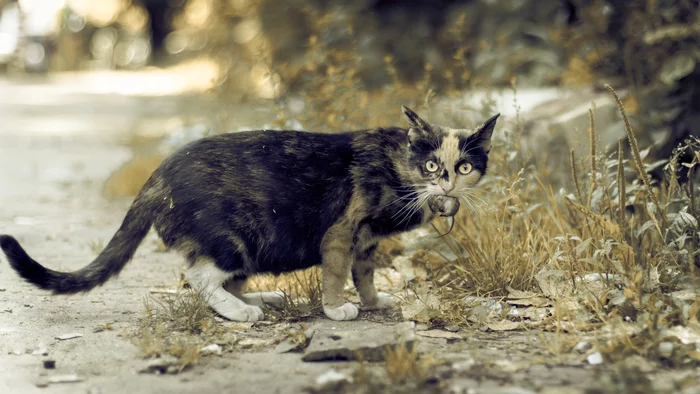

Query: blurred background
<box><xmin>0</xmin><ymin>0</ymin><xmax>698</xmax><ymax>195</ymax></box>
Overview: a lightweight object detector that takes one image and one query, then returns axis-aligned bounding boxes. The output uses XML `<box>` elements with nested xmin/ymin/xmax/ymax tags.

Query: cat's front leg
<box><xmin>352</xmin><ymin>244</ymin><xmax>395</xmax><ymax>310</ymax></box>
<box><xmin>320</xmin><ymin>225</ymin><xmax>359</xmax><ymax>321</ymax></box>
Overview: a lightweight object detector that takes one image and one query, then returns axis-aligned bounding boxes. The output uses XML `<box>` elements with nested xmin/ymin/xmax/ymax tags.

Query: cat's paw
<box><xmin>215</xmin><ymin>304</ymin><xmax>265</xmax><ymax>322</ymax></box>
<box><xmin>363</xmin><ymin>292</ymin><xmax>396</xmax><ymax>310</ymax></box>
<box><xmin>324</xmin><ymin>302</ymin><xmax>359</xmax><ymax>321</ymax></box>
<box><xmin>243</xmin><ymin>291</ymin><xmax>287</xmax><ymax>308</ymax></box>
<box><xmin>376</xmin><ymin>292</ymin><xmax>396</xmax><ymax>309</ymax></box>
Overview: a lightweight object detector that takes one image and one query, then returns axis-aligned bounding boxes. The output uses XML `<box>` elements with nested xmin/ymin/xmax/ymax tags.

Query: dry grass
<box><xmin>384</xmin><ymin>343</ymin><xmax>438</xmax><ymax>383</ymax></box>
<box><xmin>142</xmin><ymin>287</ymin><xmax>217</xmax><ymax>334</ymax></box>
<box><xmin>247</xmin><ymin>267</ymin><xmax>324</xmax><ymax>319</ymax></box>
<box><xmin>133</xmin><ymin>287</ymin><xmax>219</xmax><ymax>370</ymax></box>
<box><xmin>428</xmin><ymin>85</ymin><xmax>698</xmax><ymax>301</ymax></box>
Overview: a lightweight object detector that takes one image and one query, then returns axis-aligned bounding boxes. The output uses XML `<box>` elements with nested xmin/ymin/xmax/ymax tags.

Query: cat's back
<box><xmin>157</xmin><ymin>130</ymin><xmax>363</xmax><ymax>194</ymax></box>
<box><xmin>168</xmin><ymin>129</ymin><xmax>355</xmax><ymax>166</ymax></box>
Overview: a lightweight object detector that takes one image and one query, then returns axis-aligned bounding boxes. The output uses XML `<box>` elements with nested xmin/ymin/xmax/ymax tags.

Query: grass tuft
<box><xmin>384</xmin><ymin>343</ymin><xmax>437</xmax><ymax>383</ymax></box>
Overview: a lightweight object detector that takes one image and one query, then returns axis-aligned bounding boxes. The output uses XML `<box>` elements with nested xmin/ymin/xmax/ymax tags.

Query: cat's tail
<box><xmin>0</xmin><ymin>179</ymin><xmax>161</xmax><ymax>294</ymax></box>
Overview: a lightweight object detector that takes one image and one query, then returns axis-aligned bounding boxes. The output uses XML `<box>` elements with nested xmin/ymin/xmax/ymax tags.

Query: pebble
<box><xmin>573</xmin><ymin>341</ymin><xmax>591</xmax><ymax>353</ymax></box>
<box><xmin>55</xmin><ymin>333</ymin><xmax>83</xmax><ymax>341</ymax></box>
<box><xmin>658</xmin><ymin>341</ymin><xmax>674</xmax><ymax>358</ymax></box>
<box><xmin>200</xmin><ymin>344</ymin><xmax>223</xmax><ymax>356</ymax></box>
<box><xmin>586</xmin><ymin>352</ymin><xmax>603</xmax><ymax>365</ymax></box>
<box><xmin>315</xmin><ymin>370</ymin><xmax>352</xmax><ymax>386</ymax></box>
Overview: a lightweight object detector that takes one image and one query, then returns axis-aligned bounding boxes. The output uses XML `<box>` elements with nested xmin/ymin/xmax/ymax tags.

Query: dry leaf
<box><xmin>401</xmin><ymin>294</ymin><xmax>441</xmax><ymax>323</ymax></box>
<box><xmin>520</xmin><ymin>307</ymin><xmax>551</xmax><ymax>321</ymax></box>
<box><xmin>535</xmin><ymin>269</ymin><xmax>574</xmax><ymax>298</ymax></box>
<box><xmin>506</xmin><ymin>286</ymin><xmax>540</xmax><ymax>299</ymax></box>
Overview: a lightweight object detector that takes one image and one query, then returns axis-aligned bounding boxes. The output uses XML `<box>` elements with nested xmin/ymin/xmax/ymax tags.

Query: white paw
<box><xmin>363</xmin><ymin>292</ymin><xmax>396</xmax><ymax>310</ymax></box>
<box><xmin>214</xmin><ymin>304</ymin><xmax>265</xmax><ymax>322</ymax></box>
<box><xmin>376</xmin><ymin>292</ymin><xmax>396</xmax><ymax>309</ymax></box>
<box><xmin>324</xmin><ymin>302</ymin><xmax>359</xmax><ymax>321</ymax></box>
<box><xmin>242</xmin><ymin>291</ymin><xmax>287</xmax><ymax>308</ymax></box>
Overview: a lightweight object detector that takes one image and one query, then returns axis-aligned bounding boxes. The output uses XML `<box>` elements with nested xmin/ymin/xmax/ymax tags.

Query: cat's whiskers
<box><xmin>454</xmin><ymin>188</ymin><xmax>487</xmax><ymax>217</ymax></box>
<box><xmin>392</xmin><ymin>190</ymin><xmax>431</xmax><ymax>226</ymax></box>
<box><xmin>396</xmin><ymin>194</ymin><xmax>431</xmax><ymax>227</ymax></box>
<box><xmin>387</xmin><ymin>191</ymin><xmax>424</xmax><ymax>207</ymax></box>
<box><xmin>462</xmin><ymin>190</ymin><xmax>486</xmax><ymax>205</ymax></box>
<box><xmin>391</xmin><ymin>193</ymin><xmax>424</xmax><ymax>219</ymax></box>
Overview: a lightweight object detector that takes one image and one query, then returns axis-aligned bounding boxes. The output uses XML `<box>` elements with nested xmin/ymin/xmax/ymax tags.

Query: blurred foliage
<box><xmin>205</xmin><ymin>0</ymin><xmax>697</xmax><ymax>166</ymax></box>
<box><xmin>39</xmin><ymin>0</ymin><xmax>698</xmax><ymax>161</ymax></box>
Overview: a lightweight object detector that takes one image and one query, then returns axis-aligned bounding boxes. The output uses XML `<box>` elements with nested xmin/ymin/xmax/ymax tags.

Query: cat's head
<box><xmin>399</xmin><ymin>105</ymin><xmax>499</xmax><ymax>206</ymax></box>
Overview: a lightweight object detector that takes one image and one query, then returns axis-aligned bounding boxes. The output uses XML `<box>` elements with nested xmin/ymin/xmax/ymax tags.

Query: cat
<box><xmin>0</xmin><ymin>106</ymin><xmax>498</xmax><ymax>322</ymax></box>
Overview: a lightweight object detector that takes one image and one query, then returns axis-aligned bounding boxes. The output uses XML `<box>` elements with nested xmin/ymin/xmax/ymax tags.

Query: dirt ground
<box><xmin>1</xmin><ymin>74</ymin><xmax>699</xmax><ymax>394</ymax></box>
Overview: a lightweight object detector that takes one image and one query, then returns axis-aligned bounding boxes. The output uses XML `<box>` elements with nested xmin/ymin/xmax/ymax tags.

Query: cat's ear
<box><xmin>474</xmin><ymin>113</ymin><xmax>500</xmax><ymax>153</ymax></box>
<box><xmin>401</xmin><ymin>105</ymin><xmax>431</xmax><ymax>141</ymax></box>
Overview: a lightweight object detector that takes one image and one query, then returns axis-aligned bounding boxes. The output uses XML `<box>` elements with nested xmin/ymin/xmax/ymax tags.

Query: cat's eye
<box><xmin>425</xmin><ymin>160</ymin><xmax>439</xmax><ymax>173</ymax></box>
<box><xmin>458</xmin><ymin>163</ymin><xmax>473</xmax><ymax>175</ymax></box>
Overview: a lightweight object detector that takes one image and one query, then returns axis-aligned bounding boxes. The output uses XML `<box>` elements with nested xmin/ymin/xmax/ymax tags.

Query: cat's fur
<box><xmin>0</xmin><ymin>106</ymin><xmax>498</xmax><ymax>321</ymax></box>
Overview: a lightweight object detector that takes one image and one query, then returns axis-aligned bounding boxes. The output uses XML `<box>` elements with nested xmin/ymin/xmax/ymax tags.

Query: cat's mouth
<box><xmin>427</xmin><ymin>195</ymin><xmax>460</xmax><ymax>217</ymax></box>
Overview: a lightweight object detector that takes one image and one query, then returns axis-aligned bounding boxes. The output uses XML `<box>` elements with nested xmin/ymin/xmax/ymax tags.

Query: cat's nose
<box><xmin>440</xmin><ymin>183</ymin><xmax>454</xmax><ymax>193</ymax></box>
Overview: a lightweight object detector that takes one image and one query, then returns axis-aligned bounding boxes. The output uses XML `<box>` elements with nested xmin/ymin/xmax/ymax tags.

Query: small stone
<box><xmin>274</xmin><ymin>329</ymin><xmax>315</xmax><ymax>355</ymax></box>
<box><xmin>140</xmin><ymin>355</ymin><xmax>179</xmax><ymax>374</ymax></box>
<box><xmin>35</xmin><ymin>378</ymin><xmax>49</xmax><ymax>388</ymax></box>
<box><xmin>303</xmin><ymin>322</ymin><xmax>416</xmax><ymax>362</ymax></box>
<box><xmin>238</xmin><ymin>337</ymin><xmax>272</xmax><ymax>349</ymax></box>
<box><xmin>315</xmin><ymin>370</ymin><xmax>352</xmax><ymax>386</ymax></box>
<box><xmin>452</xmin><ymin>358</ymin><xmax>476</xmax><ymax>372</ymax></box>
<box><xmin>658</xmin><ymin>341</ymin><xmax>674</xmax><ymax>358</ymax></box>
<box><xmin>586</xmin><ymin>351</ymin><xmax>603</xmax><ymax>365</ymax></box>
<box><xmin>416</xmin><ymin>329</ymin><xmax>464</xmax><ymax>342</ymax></box>
<box><xmin>47</xmin><ymin>374</ymin><xmax>83</xmax><ymax>384</ymax></box>
<box><xmin>444</xmin><ymin>325</ymin><xmax>460</xmax><ymax>332</ymax></box>
<box><xmin>200</xmin><ymin>344</ymin><xmax>222</xmax><ymax>356</ymax></box>
<box><xmin>43</xmin><ymin>360</ymin><xmax>56</xmax><ymax>369</ymax></box>
<box><xmin>55</xmin><ymin>333</ymin><xmax>83</xmax><ymax>341</ymax></box>
<box><xmin>32</xmin><ymin>344</ymin><xmax>49</xmax><ymax>356</ymax></box>
<box><xmin>573</xmin><ymin>341</ymin><xmax>591</xmax><ymax>353</ymax></box>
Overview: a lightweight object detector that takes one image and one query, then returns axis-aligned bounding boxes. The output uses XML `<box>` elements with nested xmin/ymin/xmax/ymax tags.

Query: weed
<box><xmin>133</xmin><ymin>286</ymin><xmax>219</xmax><ymax>370</ymax></box>
<box><xmin>384</xmin><ymin>343</ymin><xmax>437</xmax><ymax>383</ymax></box>
<box><xmin>247</xmin><ymin>267</ymin><xmax>324</xmax><ymax>320</ymax></box>
<box><xmin>145</xmin><ymin>288</ymin><xmax>217</xmax><ymax>334</ymax></box>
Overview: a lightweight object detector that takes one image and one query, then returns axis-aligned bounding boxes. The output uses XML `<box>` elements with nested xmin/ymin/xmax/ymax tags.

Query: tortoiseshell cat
<box><xmin>0</xmin><ymin>107</ymin><xmax>498</xmax><ymax>322</ymax></box>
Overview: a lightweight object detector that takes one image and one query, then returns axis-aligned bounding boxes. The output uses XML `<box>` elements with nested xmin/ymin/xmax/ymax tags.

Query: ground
<box><xmin>0</xmin><ymin>73</ymin><xmax>698</xmax><ymax>394</ymax></box>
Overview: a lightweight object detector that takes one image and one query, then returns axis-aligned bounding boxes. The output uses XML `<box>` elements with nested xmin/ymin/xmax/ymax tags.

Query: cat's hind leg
<box><xmin>186</xmin><ymin>260</ymin><xmax>264</xmax><ymax>322</ymax></box>
<box><xmin>223</xmin><ymin>277</ymin><xmax>286</xmax><ymax>308</ymax></box>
